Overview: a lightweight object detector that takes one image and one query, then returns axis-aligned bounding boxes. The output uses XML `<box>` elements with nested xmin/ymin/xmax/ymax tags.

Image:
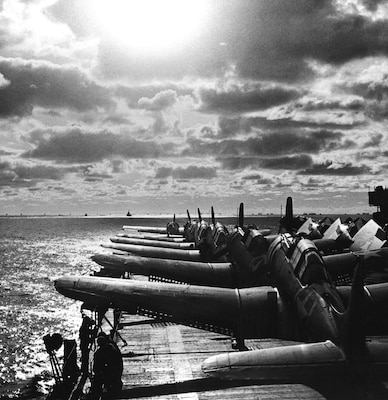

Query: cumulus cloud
<box><xmin>115</xmin><ymin>83</ymin><xmax>193</xmax><ymax>109</ymax></box>
<box><xmin>0</xmin><ymin>0</ymin><xmax>386</xmax><ymax>214</ymax></box>
<box><xmin>22</xmin><ymin>127</ymin><xmax>177</xmax><ymax>163</ymax></box>
<box><xmin>138</xmin><ymin>90</ymin><xmax>178</xmax><ymax>111</ymax></box>
<box><xmin>0</xmin><ymin>57</ymin><xmax>114</xmax><ymax>118</ymax></box>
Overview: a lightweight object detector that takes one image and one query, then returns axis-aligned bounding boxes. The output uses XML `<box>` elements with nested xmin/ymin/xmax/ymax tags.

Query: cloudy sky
<box><xmin>0</xmin><ymin>0</ymin><xmax>388</xmax><ymax>216</ymax></box>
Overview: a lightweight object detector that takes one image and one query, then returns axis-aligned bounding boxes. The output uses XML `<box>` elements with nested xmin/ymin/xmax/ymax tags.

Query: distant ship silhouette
<box><xmin>126</xmin><ymin>210</ymin><xmax>132</xmax><ymax>217</ymax></box>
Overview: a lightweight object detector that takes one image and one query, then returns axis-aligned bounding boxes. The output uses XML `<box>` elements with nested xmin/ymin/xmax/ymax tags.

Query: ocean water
<box><xmin>0</xmin><ymin>213</ymin><xmax>366</xmax><ymax>399</ymax></box>
<box><xmin>0</xmin><ymin>216</ymin><xmax>130</xmax><ymax>399</ymax></box>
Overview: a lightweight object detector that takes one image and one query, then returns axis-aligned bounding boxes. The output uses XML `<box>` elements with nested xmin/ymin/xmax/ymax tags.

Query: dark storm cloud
<box><xmin>13</xmin><ymin>164</ymin><xmax>72</xmax><ymax>180</ymax></box>
<box><xmin>155</xmin><ymin>165</ymin><xmax>217</xmax><ymax>180</ymax></box>
<box><xmin>298</xmin><ymin>160</ymin><xmax>371</xmax><ymax>175</ymax></box>
<box><xmin>261</xmin><ymin>154</ymin><xmax>313</xmax><ymax>169</ymax></box>
<box><xmin>247</xmin><ymin>116</ymin><xmax>361</xmax><ymax>131</ymax></box>
<box><xmin>216</xmin><ymin>116</ymin><xmax>252</xmax><ymax>137</ymax></box>
<box><xmin>218</xmin><ymin>154</ymin><xmax>313</xmax><ymax>171</ymax></box>
<box><xmin>292</xmin><ymin>97</ymin><xmax>365</xmax><ymax>112</ymax></box>
<box><xmin>228</xmin><ymin>1</ymin><xmax>388</xmax><ymax>81</ymax></box>
<box><xmin>197</xmin><ymin>83</ymin><xmax>302</xmax><ymax>114</ymax></box>
<box><xmin>0</xmin><ymin>57</ymin><xmax>114</xmax><ymax>118</ymax></box>
<box><xmin>214</xmin><ymin>115</ymin><xmax>360</xmax><ymax>139</ymax></box>
<box><xmin>0</xmin><ymin>160</ymin><xmax>75</xmax><ymax>187</ymax></box>
<box><xmin>22</xmin><ymin>127</ymin><xmax>176</xmax><ymax>163</ymax></box>
<box><xmin>184</xmin><ymin>130</ymin><xmax>345</xmax><ymax>158</ymax></box>
<box><xmin>244</xmin><ymin>131</ymin><xmax>344</xmax><ymax>156</ymax></box>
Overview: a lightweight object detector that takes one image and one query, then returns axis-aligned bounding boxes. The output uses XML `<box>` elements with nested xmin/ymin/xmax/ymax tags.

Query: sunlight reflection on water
<box><xmin>0</xmin><ymin>217</ymin><xmax>129</xmax><ymax>397</ymax></box>
<box><xmin>0</xmin><ymin>215</ymin><xmax>279</xmax><ymax>398</ymax></box>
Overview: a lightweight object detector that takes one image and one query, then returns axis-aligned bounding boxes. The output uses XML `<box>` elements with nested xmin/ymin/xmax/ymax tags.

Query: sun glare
<box><xmin>91</xmin><ymin>0</ymin><xmax>209</xmax><ymax>55</ymax></box>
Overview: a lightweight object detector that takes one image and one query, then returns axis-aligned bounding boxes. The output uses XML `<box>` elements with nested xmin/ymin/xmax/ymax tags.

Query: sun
<box><xmin>90</xmin><ymin>0</ymin><xmax>209</xmax><ymax>55</ymax></box>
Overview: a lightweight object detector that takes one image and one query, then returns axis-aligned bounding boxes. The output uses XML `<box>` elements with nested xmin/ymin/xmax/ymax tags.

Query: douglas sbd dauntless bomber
<box><xmin>54</xmin><ymin>196</ymin><xmax>388</xmax><ymax>394</ymax></box>
<box><xmin>92</xmin><ymin>200</ymin><xmax>388</xmax><ymax>288</ymax></box>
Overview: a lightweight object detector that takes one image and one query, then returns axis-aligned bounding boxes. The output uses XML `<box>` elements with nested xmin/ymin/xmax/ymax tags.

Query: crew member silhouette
<box><xmin>89</xmin><ymin>332</ymin><xmax>123</xmax><ymax>398</ymax></box>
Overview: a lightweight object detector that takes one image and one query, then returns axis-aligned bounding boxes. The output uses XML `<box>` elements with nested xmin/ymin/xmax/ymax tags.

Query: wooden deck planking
<box><xmin>113</xmin><ymin>313</ymin><xmax>325</xmax><ymax>400</ymax></box>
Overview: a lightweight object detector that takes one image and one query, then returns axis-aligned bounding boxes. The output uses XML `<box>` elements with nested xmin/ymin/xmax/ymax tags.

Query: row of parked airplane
<box><xmin>55</xmin><ymin>197</ymin><xmax>388</xmax><ymax>388</ymax></box>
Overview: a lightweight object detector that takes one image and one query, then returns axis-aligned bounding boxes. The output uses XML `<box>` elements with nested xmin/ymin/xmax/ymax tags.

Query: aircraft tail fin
<box><xmin>285</xmin><ymin>196</ymin><xmax>293</xmax><ymax>232</ymax></box>
<box><xmin>238</xmin><ymin>202</ymin><xmax>244</xmax><ymax>228</ymax></box>
<box><xmin>340</xmin><ymin>257</ymin><xmax>366</xmax><ymax>360</ymax></box>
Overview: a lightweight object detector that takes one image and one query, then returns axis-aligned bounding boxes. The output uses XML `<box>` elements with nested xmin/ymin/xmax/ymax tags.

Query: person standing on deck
<box><xmin>79</xmin><ymin>314</ymin><xmax>95</xmax><ymax>373</ymax></box>
<box><xmin>88</xmin><ymin>333</ymin><xmax>123</xmax><ymax>399</ymax></box>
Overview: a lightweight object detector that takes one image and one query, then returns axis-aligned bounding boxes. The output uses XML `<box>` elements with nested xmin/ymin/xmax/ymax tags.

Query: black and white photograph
<box><xmin>1</xmin><ymin>1</ymin><xmax>388</xmax><ymax>399</ymax></box>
